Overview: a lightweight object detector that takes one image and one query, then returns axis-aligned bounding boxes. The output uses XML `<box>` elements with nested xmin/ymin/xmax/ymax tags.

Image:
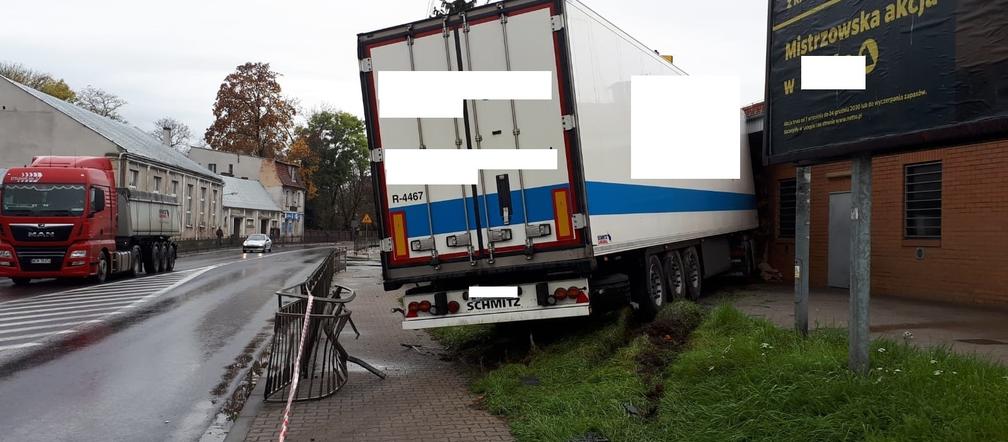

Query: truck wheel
<box><xmin>93</xmin><ymin>253</ymin><xmax>109</xmax><ymax>283</ymax></box>
<box><xmin>683</xmin><ymin>246</ymin><xmax>703</xmax><ymax>300</ymax></box>
<box><xmin>633</xmin><ymin>254</ymin><xmax>666</xmax><ymax>320</ymax></box>
<box><xmin>150</xmin><ymin>243</ymin><xmax>162</xmax><ymax>274</ymax></box>
<box><xmin>11</xmin><ymin>277</ymin><xmax>30</xmax><ymax>286</ymax></box>
<box><xmin>156</xmin><ymin>243</ymin><xmax>167</xmax><ymax>273</ymax></box>
<box><xmin>663</xmin><ymin>250</ymin><xmax>686</xmax><ymax>300</ymax></box>
<box><xmin>130</xmin><ymin>245</ymin><xmax>143</xmax><ymax>276</ymax></box>
<box><xmin>165</xmin><ymin>245</ymin><xmax>176</xmax><ymax>272</ymax></box>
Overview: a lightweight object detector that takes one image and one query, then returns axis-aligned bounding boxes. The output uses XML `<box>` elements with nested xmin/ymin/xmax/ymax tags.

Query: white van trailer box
<box><xmin>359</xmin><ymin>0</ymin><xmax>757</xmax><ymax>293</ymax></box>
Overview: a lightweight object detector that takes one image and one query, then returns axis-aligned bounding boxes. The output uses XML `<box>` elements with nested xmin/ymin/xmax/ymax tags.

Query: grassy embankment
<box><xmin>430</xmin><ymin>303</ymin><xmax>1008</xmax><ymax>442</ymax></box>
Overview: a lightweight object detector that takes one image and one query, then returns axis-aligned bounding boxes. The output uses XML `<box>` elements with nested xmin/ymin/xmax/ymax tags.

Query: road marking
<box><xmin>0</xmin><ymin>266</ymin><xmax>216</xmax><ymax>351</ymax></box>
<box><xmin>0</xmin><ymin>343</ymin><xmax>42</xmax><ymax>352</ymax></box>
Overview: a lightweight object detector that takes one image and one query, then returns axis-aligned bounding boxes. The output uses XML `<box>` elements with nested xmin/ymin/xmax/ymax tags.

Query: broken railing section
<box><xmin>264</xmin><ymin>247</ymin><xmax>385</xmax><ymax>403</ymax></box>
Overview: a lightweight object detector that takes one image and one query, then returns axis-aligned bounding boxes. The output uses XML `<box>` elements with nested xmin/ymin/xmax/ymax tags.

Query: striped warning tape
<box><xmin>278</xmin><ymin>291</ymin><xmax>315</xmax><ymax>442</ymax></box>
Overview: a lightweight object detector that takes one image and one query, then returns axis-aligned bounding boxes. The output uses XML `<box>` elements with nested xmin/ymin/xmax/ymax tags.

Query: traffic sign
<box><xmin>361</xmin><ymin>213</ymin><xmax>373</xmax><ymax>225</ymax></box>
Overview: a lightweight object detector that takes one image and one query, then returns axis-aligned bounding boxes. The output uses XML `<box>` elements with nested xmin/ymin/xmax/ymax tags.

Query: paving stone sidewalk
<box><xmin>241</xmin><ymin>254</ymin><xmax>514</xmax><ymax>442</ymax></box>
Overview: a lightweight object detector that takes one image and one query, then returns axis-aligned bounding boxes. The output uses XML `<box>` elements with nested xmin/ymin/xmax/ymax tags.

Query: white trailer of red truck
<box><xmin>358</xmin><ymin>0</ymin><xmax>758</xmax><ymax>329</ymax></box>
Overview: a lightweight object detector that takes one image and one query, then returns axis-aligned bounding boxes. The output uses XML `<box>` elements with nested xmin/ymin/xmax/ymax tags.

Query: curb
<box><xmin>222</xmin><ymin>368</ymin><xmax>269</xmax><ymax>442</ymax></box>
<box><xmin>204</xmin><ymin>325</ymin><xmax>274</xmax><ymax>442</ymax></box>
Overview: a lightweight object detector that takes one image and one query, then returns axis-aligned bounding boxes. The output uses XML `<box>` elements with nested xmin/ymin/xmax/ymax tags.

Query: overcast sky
<box><xmin>0</xmin><ymin>0</ymin><xmax>768</xmax><ymax>141</ymax></box>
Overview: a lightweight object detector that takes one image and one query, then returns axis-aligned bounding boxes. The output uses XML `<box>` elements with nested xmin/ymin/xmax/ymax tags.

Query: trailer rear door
<box><xmin>361</xmin><ymin>2</ymin><xmax>586</xmax><ymax>278</ymax></box>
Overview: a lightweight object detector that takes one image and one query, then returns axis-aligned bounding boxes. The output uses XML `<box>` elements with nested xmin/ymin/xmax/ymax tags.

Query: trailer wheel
<box><xmin>165</xmin><ymin>244</ymin><xmax>176</xmax><ymax>272</ymax></box>
<box><xmin>156</xmin><ymin>242</ymin><xmax>167</xmax><ymax>273</ymax></box>
<box><xmin>149</xmin><ymin>243</ymin><xmax>162</xmax><ymax>274</ymax></box>
<box><xmin>93</xmin><ymin>253</ymin><xmax>109</xmax><ymax>283</ymax></box>
<box><xmin>633</xmin><ymin>254</ymin><xmax>666</xmax><ymax>320</ymax></box>
<box><xmin>663</xmin><ymin>250</ymin><xmax>686</xmax><ymax>300</ymax></box>
<box><xmin>683</xmin><ymin>246</ymin><xmax>703</xmax><ymax>300</ymax></box>
<box><xmin>130</xmin><ymin>245</ymin><xmax>143</xmax><ymax>276</ymax></box>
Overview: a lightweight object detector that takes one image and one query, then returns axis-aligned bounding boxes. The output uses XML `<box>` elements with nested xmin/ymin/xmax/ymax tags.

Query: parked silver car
<box><xmin>242</xmin><ymin>234</ymin><xmax>272</xmax><ymax>253</ymax></box>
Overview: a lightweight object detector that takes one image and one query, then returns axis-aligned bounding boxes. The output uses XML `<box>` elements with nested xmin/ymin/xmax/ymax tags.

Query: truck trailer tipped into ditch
<box><xmin>358</xmin><ymin>0</ymin><xmax>758</xmax><ymax>329</ymax></box>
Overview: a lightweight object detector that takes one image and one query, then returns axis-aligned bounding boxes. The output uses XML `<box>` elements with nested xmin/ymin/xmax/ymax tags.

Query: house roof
<box><xmin>274</xmin><ymin>160</ymin><xmax>305</xmax><ymax>190</ymax></box>
<box><xmin>2</xmin><ymin>76</ymin><xmax>220</xmax><ymax>183</ymax></box>
<box><xmin>222</xmin><ymin>176</ymin><xmax>281</xmax><ymax>212</ymax></box>
<box><xmin>743</xmin><ymin>101</ymin><xmax>765</xmax><ymax>118</ymax></box>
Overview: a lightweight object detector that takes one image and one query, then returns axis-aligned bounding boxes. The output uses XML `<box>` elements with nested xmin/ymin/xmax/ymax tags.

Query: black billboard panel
<box><xmin>765</xmin><ymin>0</ymin><xmax>1008</xmax><ymax>164</ymax></box>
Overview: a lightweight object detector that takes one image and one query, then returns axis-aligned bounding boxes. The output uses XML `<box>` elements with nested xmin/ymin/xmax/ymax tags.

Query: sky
<box><xmin>0</xmin><ymin>0</ymin><xmax>769</xmax><ymax>142</ymax></box>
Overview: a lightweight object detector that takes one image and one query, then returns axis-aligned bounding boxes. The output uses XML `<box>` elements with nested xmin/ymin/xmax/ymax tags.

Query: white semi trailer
<box><xmin>357</xmin><ymin>0</ymin><xmax>758</xmax><ymax>329</ymax></box>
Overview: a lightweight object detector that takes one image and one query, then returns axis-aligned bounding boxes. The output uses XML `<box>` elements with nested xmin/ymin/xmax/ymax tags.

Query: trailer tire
<box><xmin>130</xmin><ymin>245</ymin><xmax>143</xmax><ymax>276</ymax></box>
<box><xmin>165</xmin><ymin>244</ymin><xmax>176</xmax><ymax>272</ymax></box>
<box><xmin>683</xmin><ymin>246</ymin><xmax>703</xmax><ymax>300</ymax></box>
<box><xmin>156</xmin><ymin>242</ymin><xmax>167</xmax><ymax>273</ymax></box>
<box><xmin>142</xmin><ymin>244</ymin><xmax>155</xmax><ymax>274</ymax></box>
<box><xmin>663</xmin><ymin>250</ymin><xmax>686</xmax><ymax>300</ymax></box>
<box><xmin>633</xmin><ymin>254</ymin><xmax>666</xmax><ymax>321</ymax></box>
<box><xmin>150</xmin><ymin>243</ymin><xmax>162</xmax><ymax>274</ymax></box>
<box><xmin>93</xmin><ymin>253</ymin><xmax>109</xmax><ymax>283</ymax></box>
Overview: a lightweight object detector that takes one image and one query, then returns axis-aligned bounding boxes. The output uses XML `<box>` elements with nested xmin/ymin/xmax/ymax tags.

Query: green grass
<box><xmin>433</xmin><ymin>303</ymin><xmax>1008</xmax><ymax>442</ymax></box>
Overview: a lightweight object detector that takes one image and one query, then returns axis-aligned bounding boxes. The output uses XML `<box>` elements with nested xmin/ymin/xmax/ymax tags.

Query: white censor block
<box><xmin>469</xmin><ymin>286</ymin><xmax>519</xmax><ymax>299</ymax></box>
<box><xmin>377</xmin><ymin>71</ymin><xmax>553</xmax><ymax>118</ymax></box>
<box><xmin>801</xmin><ymin>56</ymin><xmax>866</xmax><ymax>90</ymax></box>
<box><xmin>631</xmin><ymin>75</ymin><xmax>740</xmax><ymax>180</ymax></box>
<box><xmin>384</xmin><ymin>149</ymin><xmax>557</xmax><ymax>185</ymax></box>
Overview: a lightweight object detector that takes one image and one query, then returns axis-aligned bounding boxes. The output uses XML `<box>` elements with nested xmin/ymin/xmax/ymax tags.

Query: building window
<box><xmin>778</xmin><ymin>178</ymin><xmax>796</xmax><ymax>239</ymax></box>
<box><xmin>211</xmin><ymin>189</ymin><xmax>218</xmax><ymax>227</ymax></box>
<box><xmin>208</xmin><ymin>163</ymin><xmax>217</xmax><ymax>173</ymax></box>
<box><xmin>289</xmin><ymin>166</ymin><xmax>296</xmax><ymax>183</ymax></box>
<box><xmin>171</xmin><ymin>180</ymin><xmax>179</xmax><ymax>196</ymax></box>
<box><xmin>905</xmin><ymin>161</ymin><xmax>942</xmax><ymax>239</ymax></box>
<box><xmin>186</xmin><ymin>184</ymin><xmax>194</xmax><ymax>226</ymax></box>
<box><xmin>153</xmin><ymin>176</ymin><xmax>162</xmax><ymax>193</ymax></box>
<box><xmin>200</xmin><ymin>186</ymin><xmax>207</xmax><ymax>225</ymax></box>
<box><xmin>129</xmin><ymin>169</ymin><xmax>139</xmax><ymax>187</ymax></box>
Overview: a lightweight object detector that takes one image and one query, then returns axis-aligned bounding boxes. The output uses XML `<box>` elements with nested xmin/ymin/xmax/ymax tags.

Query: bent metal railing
<box><xmin>264</xmin><ymin>248</ymin><xmax>385</xmax><ymax>402</ymax></box>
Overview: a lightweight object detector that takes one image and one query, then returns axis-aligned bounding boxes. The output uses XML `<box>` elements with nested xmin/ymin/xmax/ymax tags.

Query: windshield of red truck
<box><xmin>1</xmin><ymin>184</ymin><xmax>86</xmax><ymax>216</ymax></box>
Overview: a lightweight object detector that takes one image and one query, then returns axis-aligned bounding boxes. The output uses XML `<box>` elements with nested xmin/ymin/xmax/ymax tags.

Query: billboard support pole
<box><xmin>849</xmin><ymin>154</ymin><xmax>872</xmax><ymax>374</ymax></box>
<box><xmin>794</xmin><ymin>166</ymin><xmax>810</xmax><ymax>337</ymax></box>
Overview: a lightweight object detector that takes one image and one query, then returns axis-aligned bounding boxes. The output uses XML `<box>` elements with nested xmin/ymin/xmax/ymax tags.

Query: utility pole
<box><xmin>849</xmin><ymin>155</ymin><xmax>872</xmax><ymax>374</ymax></box>
<box><xmin>794</xmin><ymin>166</ymin><xmax>810</xmax><ymax>337</ymax></box>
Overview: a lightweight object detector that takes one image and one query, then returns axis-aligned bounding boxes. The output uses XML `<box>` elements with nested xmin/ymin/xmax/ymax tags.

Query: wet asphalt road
<box><xmin>0</xmin><ymin>246</ymin><xmax>333</xmax><ymax>442</ymax></box>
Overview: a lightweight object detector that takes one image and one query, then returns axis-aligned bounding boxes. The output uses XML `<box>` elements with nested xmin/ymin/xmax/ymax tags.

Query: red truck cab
<box><xmin>0</xmin><ymin>156</ymin><xmax>117</xmax><ymax>285</ymax></box>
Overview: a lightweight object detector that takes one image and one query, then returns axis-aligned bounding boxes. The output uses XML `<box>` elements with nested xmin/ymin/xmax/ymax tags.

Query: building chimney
<box><xmin>162</xmin><ymin>126</ymin><xmax>172</xmax><ymax>146</ymax></box>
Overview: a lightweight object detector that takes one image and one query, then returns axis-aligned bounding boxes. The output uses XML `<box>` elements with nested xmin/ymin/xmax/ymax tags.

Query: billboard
<box><xmin>764</xmin><ymin>0</ymin><xmax>1008</xmax><ymax>164</ymax></box>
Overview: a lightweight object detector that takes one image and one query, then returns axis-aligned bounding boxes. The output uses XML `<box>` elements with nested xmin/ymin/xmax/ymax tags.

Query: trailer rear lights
<box><xmin>406</xmin><ymin>301</ymin><xmax>420</xmax><ymax>318</ymax></box>
<box><xmin>568</xmin><ymin>287</ymin><xmax>589</xmax><ymax>303</ymax></box>
<box><xmin>418</xmin><ymin>300</ymin><xmax>432</xmax><ymax>313</ymax></box>
<box><xmin>553</xmin><ymin>287</ymin><xmax>568</xmax><ymax>300</ymax></box>
<box><xmin>447</xmin><ymin>301</ymin><xmax>460</xmax><ymax>313</ymax></box>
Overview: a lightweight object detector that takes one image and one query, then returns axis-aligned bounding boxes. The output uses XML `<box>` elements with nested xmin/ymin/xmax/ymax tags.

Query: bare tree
<box><xmin>76</xmin><ymin>85</ymin><xmax>127</xmax><ymax>122</ymax></box>
<box><xmin>151</xmin><ymin>117</ymin><xmax>192</xmax><ymax>152</ymax></box>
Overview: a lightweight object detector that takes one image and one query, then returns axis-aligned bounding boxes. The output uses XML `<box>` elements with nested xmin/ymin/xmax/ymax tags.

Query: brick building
<box><xmin>746</xmin><ymin>102</ymin><xmax>1008</xmax><ymax>305</ymax></box>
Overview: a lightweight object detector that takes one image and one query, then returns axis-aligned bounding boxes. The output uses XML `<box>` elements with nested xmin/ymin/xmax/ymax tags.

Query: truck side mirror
<box><xmin>91</xmin><ymin>187</ymin><xmax>105</xmax><ymax>215</ymax></box>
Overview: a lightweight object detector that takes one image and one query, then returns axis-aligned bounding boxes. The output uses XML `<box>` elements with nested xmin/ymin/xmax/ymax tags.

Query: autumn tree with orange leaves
<box><xmin>204</xmin><ymin>62</ymin><xmax>296</xmax><ymax>158</ymax></box>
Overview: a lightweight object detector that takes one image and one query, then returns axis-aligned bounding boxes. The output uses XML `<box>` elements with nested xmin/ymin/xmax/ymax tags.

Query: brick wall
<box><xmin>763</xmin><ymin>139</ymin><xmax>1008</xmax><ymax>305</ymax></box>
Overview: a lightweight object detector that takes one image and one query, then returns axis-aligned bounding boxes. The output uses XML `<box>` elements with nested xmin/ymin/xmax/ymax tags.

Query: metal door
<box><xmin>828</xmin><ymin>192</ymin><xmax>851</xmax><ymax>288</ymax></box>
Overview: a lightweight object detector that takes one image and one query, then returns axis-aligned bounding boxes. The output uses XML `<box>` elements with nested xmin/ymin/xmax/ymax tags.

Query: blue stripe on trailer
<box><xmin>585</xmin><ymin>182</ymin><xmax>756</xmax><ymax>215</ymax></box>
<box><xmin>397</xmin><ymin>182</ymin><xmax>755</xmax><ymax>237</ymax></box>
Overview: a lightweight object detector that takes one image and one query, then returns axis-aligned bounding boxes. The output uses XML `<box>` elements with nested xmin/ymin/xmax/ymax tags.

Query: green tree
<box><xmin>296</xmin><ymin>109</ymin><xmax>370</xmax><ymax>229</ymax></box>
<box><xmin>0</xmin><ymin>62</ymin><xmax>77</xmax><ymax>102</ymax></box>
<box><xmin>204</xmin><ymin>62</ymin><xmax>296</xmax><ymax>159</ymax></box>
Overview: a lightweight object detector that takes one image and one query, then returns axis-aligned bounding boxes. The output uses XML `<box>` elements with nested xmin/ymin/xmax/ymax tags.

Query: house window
<box><xmin>289</xmin><ymin>166</ymin><xmax>296</xmax><ymax>183</ymax></box>
<box><xmin>778</xmin><ymin>178</ymin><xmax>797</xmax><ymax>239</ymax></box>
<box><xmin>211</xmin><ymin>189</ymin><xmax>218</xmax><ymax>226</ymax></box>
<box><xmin>129</xmin><ymin>169</ymin><xmax>139</xmax><ymax>187</ymax></box>
<box><xmin>171</xmin><ymin>180</ymin><xmax>179</xmax><ymax>196</ymax></box>
<box><xmin>186</xmin><ymin>184</ymin><xmax>194</xmax><ymax>226</ymax></box>
<box><xmin>905</xmin><ymin>161</ymin><xmax>942</xmax><ymax>239</ymax></box>
<box><xmin>153</xmin><ymin>176</ymin><xmax>162</xmax><ymax>193</ymax></box>
<box><xmin>200</xmin><ymin>187</ymin><xmax>207</xmax><ymax>225</ymax></box>
<box><xmin>208</xmin><ymin>163</ymin><xmax>217</xmax><ymax>173</ymax></box>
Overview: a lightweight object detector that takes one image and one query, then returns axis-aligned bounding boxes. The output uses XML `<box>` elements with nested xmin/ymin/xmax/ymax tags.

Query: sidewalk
<box><xmin>240</xmin><ymin>256</ymin><xmax>513</xmax><ymax>442</ymax></box>
<box><xmin>707</xmin><ymin>282</ymin><xmax>1008</xmax><ymax>364</ymax></box>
